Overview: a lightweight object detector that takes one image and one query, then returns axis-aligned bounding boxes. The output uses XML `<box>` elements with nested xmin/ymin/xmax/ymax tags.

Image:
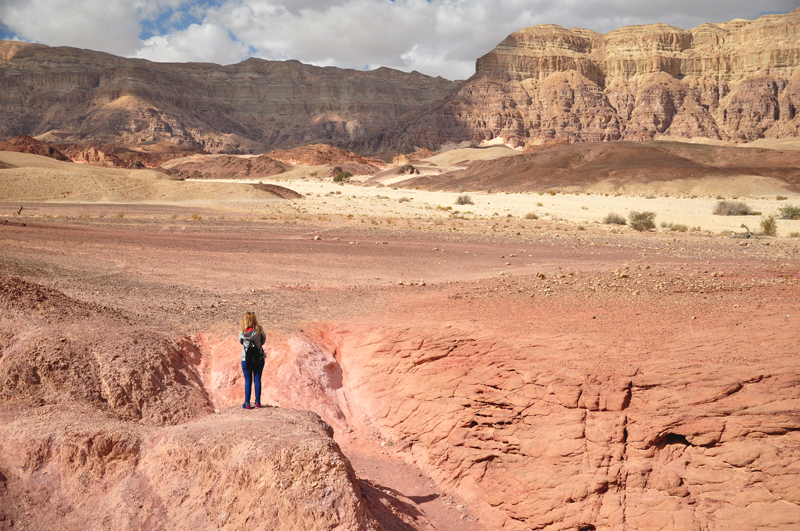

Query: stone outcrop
<box><xmin>58</xmin><ymin>145</ymin><xmax>125</xmax><ymax>167</ymax></box>
<box><xmin>0</xmin><ymin>276</ymin><xmax>377</xmax><ymax>530</ymax></box>
<box><xmin>0</xmin><ymin>134</ymin><xmax>70</xmax><ymax>161</ymax></box>
<box><xmin>320</xmin><ymin>322</ymin><xmax>800</xmax><ymax>531</ymax></box>
<box><xmin>0</xmin><ymin>42</ymin><xmax>456</xmax><ymax>154</ymax></box>
<box><xmin>392</xmin><ymin>148</ymin><xmax>437</xmax><ymax>166</ymax></box>
<box><xmin>266</xmin><ymin>143</ymin><xmax>387</xmax><ymax>167</ymax></box>
<box><xmin>393</xmin><ymin>8</ymin><xmax>800</xmax><ymax>148</ymax></box>
<box><xmin>162</xmin><ymin>154</ymin><xmax>289</xmax><ymax>180</ymax></box>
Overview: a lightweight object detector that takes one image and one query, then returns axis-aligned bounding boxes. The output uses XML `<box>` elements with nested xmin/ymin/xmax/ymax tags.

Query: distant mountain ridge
<box><xmin>0</xmin><ymin>42</ymin><xmax>457</xmax><ymax>155</ymax></box>
<box><xmin>1</xmin><ymin>8</ymin><xmax>798</xmax><ymax>155</ymax></box>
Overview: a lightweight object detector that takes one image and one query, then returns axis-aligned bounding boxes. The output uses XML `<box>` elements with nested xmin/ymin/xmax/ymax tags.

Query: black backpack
<box><xmin>245</xmin><ymin>341</ymin><xmax>261</xmax><ymax>370</ymax></box>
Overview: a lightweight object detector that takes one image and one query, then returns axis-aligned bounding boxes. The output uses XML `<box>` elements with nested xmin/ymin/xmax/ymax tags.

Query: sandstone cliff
<box><xmin>393</xmin><ymin>8</ymin><xmax>800</xmax><ymax>149</ymax></box>
<box><xmin>1</xmin><ymin>9</ymin><xmax>798</xmax><ymax>155</ymax></box>
<box><xmin>0</xmin><ymin>42</ymin><xmax>457</xmax><ymax>154</ymax></box>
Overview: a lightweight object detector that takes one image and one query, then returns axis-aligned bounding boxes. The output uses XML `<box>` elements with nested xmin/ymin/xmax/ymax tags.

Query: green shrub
<box><xmin>714</xmin><ymin>201</ymin><xmax>753</xmax><ymax>216</ymax></box>
<box><xmin>603</xmin><ymin>213</ymin><xmax>627</xmax><ymax>225</ymax></box>
<box><xmin>778</xmin><ymin>205</ymin><xmax>800</xmax><ymax>220</ymax></box>
<box><xmin>629</xmin><ymin>211</ymin><xmax>656</xmax><ymax>231</ymax></box>
<box><xmin>761</xmin><ymin>215</ymin><xmax>777</xmax><ymax>236</ymax></box>
<box><xmin>333</xmin><ymin>171</ymin><xmax>353</xmax><ymax>183</ymax></box>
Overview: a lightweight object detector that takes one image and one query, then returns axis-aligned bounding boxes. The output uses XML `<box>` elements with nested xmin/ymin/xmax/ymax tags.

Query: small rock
<box><xmin>313</xmin><ymin>235</ymin><xmax>320</xmax><ymax>240</ymax></box>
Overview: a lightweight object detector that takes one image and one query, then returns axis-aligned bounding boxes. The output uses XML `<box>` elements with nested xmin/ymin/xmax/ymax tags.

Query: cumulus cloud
<box><xmin>0</xmin><ymin>0</ymin><xmax>188</xmax><ymax>55</ymax></box>
<box><xmin>135</xmin><ymin>22</ymin><xmax>248</xmax><ymax>64</ymax></box>
<box><xmin>1</xmin><ymin>0</ymin><xmax>797</xmax><ymax>78</ymax></box>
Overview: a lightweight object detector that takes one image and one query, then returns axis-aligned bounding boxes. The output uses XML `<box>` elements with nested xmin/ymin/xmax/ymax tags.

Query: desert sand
<box><xmin>2</xmin><ymin>146</ymin><xmax>800</xmax><ymax>530</ymax></box>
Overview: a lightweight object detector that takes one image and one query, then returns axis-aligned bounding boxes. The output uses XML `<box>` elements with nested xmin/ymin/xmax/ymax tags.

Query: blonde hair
<box><xmin>240</xmin><ymin>312</ymin><xmax>263</xmax><ymax>334</ymax></box>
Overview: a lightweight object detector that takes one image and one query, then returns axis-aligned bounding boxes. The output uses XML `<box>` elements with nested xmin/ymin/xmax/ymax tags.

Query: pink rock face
<box><xmin>0</xmin><ymin>277</ymin><xmax>378</xmax><ymax>531</ymax></box>
<box><xmin>296</xmin><ymin>320</ymin><xmax>800</xmax><ymax>531</ymax></box>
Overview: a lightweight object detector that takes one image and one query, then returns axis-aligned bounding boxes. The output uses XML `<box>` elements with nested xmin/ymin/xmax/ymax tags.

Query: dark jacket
<box><xmin>239</xmin><ymin>328</ymin><xmax>266</xmax><ymax>362</ymax></box>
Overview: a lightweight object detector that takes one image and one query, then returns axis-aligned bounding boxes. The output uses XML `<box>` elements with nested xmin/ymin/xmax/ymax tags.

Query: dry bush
<box><xmin>761</xmin><ymin>215</ymin><xmax>777</xmax><ymax>236</ymax></box>
<box><xmin>524</xmin><ymin>212</ymin><xmax>539</xmax><ymax>220</ymax></box>
<box><xmin>778</xmin><ymin>205</ymin><xmax>800</xmax><ymax>220</ymax></box>
<box><xmin>603</xmin><ymin>213</ymin><xmax>626</xmax><ymax>225</ymax></box>
<box><xmin>398</xmin><ymin>197</ymin><xmax>412</xmax><ymax>203</ymax></box>
<box><xmin>776</xmin><ymin>195</ymin><xmax>788</xmax><ymax>200</ymax></box>
<box><xmin>455</xmin><ymin>195</ymin><xmax>473</xmax><ymax>205</ymax></box>
<box><xmin>714</xmin><ymin>201</ymin><xmax>753</xmax><ymax>216</ymax></box>
<box><xmin>629</xmin><ymin>211</ymin><xmax>656</xmax><ymax>231</ymax></box>
<box><xmin>670</xmin><ymin>223</ymin><xmax>689</xmax><ymax>232</ymax></box>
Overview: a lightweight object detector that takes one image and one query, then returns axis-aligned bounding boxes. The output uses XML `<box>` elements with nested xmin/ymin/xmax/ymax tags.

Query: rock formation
<box><xmin>162</xmin><ymin>154</ymin><xmax>290</xmax><ymax>180</ymax></box>
<box><xmin>401</xmin><ymin>141</ymin><xmax>800</xmax><ymax>192</ymax></box>
<box><xmin>393</xmin><ymin>9</ymin><xmax>800</xmax><ymax>149</ymax></box>
<box><xmin>59</xmin><ymin>145</ymin><xmax>125</xmax><ymax>167</ymax></box>
<box><xmin>0</xmin><ymin>134</ymin><xmax>70</xmax><ymax>161</ymax></box>
<box><xmin>266</xmin><ymin>143</ymin><xmax>386</xmax><ymax>167</ymax></box>
<box><xmin>0</xmin><ymin>42</ymin><xmax>456</xmax><ymax>154</ymax></box>
<box><xmin>321</xmin><ymin>320</ymin><xmax>800</xmax><ymax>531</ymax></box>
<box><xmin>1</xmin><ymin>9</ymin><xmax>798</xmax><ymax>156</ymax></box>
<box><xmin>0</xmin><ymin>276</ymin><xmax>378</xmax><ymax>530</ymax></box>
<box><xmin>392</xmin><ymin>148</ymin><xmax>437</xmax><ymax>166</ymax></box>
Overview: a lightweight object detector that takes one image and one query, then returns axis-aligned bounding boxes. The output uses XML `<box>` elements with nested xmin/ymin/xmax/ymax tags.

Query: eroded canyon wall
<box><xmin>1</xmin><ymin>9</ymin><xmax>798</xmax><ymax>154</ymax></box>
<box><xmin>395</xmin><ymin>9</ymin><xmax>800</xmax><ymax>149</ymax></box>
<box><xmin>0</xmin><ymin>42</ymin><xmax>457</xmax><ymax>154</ymax></box>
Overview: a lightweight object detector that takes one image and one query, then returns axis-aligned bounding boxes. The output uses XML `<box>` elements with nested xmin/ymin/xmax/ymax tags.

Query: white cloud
<box><xmin>0</xmin><ymin>0</ymin><xmax>190</xmax><ymax>55</ymax></box>
<box><xmin>135</xmin><ymin>22</ymin><xmax>248</xmax><ymax>64</ymax></box>
<box><xmin>1</xmin><ymin>0</ymin><xmax>798</xmax><ymax>78</ymax></box>
<box><xmin>0</xmin><ymin>0</ymin><xmax>144</xmax><ymax>55</ymax></box>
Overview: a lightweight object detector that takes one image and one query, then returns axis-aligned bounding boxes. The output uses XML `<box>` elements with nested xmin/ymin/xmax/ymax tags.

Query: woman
<box><xmin>239</xmin><ymin>312</ymin><xmax>266</xmax><ymax>409</ymax></box>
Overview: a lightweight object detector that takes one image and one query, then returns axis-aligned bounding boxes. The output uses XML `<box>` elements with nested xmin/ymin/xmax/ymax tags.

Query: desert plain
<box><xmin>1</xmin><ymin>142</ymin><xmax>800</xmax><ymax>531</ymax></box>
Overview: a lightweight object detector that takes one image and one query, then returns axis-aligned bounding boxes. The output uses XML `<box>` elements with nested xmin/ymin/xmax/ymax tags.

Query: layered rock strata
<box><xmin>2</xmin><ymin>9</ymin><xmax>798</xmax><ymax>155</ymax></box>
<box><xmin>0</xmin><ymin>42</ymin><xmax>457</xmax><ymax>154</ymax></box>
<box><xmin>394</xmin><ymin>9</ymin><xmax>800</xmax><ymax>148</ymax></box>
<box><xmin>324</xmin><ymin>322</ymin><xmax>800</xmax><ymax>531</ymax></box>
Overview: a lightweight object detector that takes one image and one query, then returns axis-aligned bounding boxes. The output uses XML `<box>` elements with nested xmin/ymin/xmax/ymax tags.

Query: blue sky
<box><xmin>0</xmin><ymin>0</ymin><xmax>797</xmax><ymax>80</ymax></box>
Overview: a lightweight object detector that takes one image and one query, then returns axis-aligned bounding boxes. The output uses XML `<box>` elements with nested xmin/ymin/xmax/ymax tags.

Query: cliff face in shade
<box><xmin>0</xmin><ymin>41</ymin><xmax>457</xmax><ymax>154</ymax></box>
<box><xmin>1</xmin><ymin>8</ymin><xmax>799</xmax><ymax>154</ymax></box>
<box><xmin>394</xmin><ymin>8</ymin><xmax>800</xmax><ymax>149</ymax></box>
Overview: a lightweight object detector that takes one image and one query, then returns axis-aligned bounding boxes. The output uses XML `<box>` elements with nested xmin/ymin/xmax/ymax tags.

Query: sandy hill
<box><xmin>0</xmin><ymin>151</ymin><xmax>298</xmax><ymax>204</ymax></box>
<box><xmin>401</xmin><ymin>141</ymin><xmax>800</xmax><ymax>194</ymax></box>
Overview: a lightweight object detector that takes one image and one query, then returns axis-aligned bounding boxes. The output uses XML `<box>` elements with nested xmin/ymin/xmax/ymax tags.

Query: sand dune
<box><xmin>0</xmin><ymin>152</ymin><xmax>293</xmax><ymax>204</ymax></box>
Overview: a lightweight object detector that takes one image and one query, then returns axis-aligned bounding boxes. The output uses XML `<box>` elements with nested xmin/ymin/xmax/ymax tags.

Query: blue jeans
<box><xmin>242</xmin><ymin>360</ymin><xmax>264</xmax><ymax>405</ymax></box>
